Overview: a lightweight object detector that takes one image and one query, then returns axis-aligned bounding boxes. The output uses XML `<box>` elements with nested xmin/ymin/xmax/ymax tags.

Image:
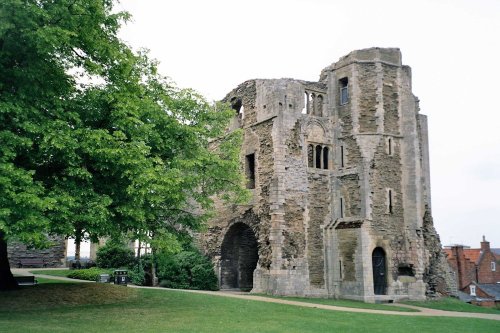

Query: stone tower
<box><xmin>199</xmin><ymin>48</ymin><xmax>445</xmax><ymax>302</ymax></box>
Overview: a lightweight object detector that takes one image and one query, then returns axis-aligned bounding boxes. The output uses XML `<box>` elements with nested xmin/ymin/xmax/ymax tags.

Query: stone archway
<box><xmin>220</xmin><ymin>223</ymin><xmax>258</xmax><ymax>291</ymax></box>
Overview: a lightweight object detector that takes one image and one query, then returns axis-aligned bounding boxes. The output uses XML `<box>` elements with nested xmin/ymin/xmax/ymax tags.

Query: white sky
<box><xmin>113</xmin><ymin>0</ymin><xmax>500</xmax><ymax>248</ymax></box>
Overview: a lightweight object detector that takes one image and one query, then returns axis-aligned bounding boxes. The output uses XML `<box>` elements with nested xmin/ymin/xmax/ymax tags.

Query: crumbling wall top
<box><xmin>320</xmin><ymin>47</ymin><xmax>402</xmax><ymax>81</ymax></box>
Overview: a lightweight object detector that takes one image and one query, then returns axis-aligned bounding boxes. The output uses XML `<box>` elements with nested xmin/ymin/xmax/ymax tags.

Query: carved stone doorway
<box><xmin>220</xmin><ymin>223</ymin><xmax>258</xmax><ymax>291</ymax></box>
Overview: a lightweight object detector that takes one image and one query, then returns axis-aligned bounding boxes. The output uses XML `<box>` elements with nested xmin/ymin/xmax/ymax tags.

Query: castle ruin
<box><xmin>199</xmin><ymin>48</ymin><xmax>447</xmax><ymax>302</ymax></box>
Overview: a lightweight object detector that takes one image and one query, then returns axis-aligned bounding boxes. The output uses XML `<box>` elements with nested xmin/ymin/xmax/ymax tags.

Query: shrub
<box><xmin>157</xmin><ymin>250</ymin><xmax>218</xmax><ymax>291</ymax></box>
<box><xmin>96</xmin><ymin>242</ymin><xmax>136</xmax><ymax>269</ymax></box>
<box><xmin>128</xmin><ymin>260</ymin><xmax>147</xmax><ymax>286</ymax></box>
<box><xmin>67</xmin><ymin>267</ymin><xmax>112</xmax><ymax>281</ymax></box>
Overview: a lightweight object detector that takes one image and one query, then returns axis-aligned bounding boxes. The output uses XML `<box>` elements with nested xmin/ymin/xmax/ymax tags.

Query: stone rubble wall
<box><xmin>8</xmin><ymin>235</ymin><xmax>66</xmax><ymax>268</ymax></box>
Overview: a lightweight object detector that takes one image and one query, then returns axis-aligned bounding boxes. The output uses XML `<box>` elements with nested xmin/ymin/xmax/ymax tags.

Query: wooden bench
<box><xmin>18</xmin><ymin>258</ymin><xmax>47</xmax><ymax>268</ymax></box>
<box><xmin>14</xmin><ymin>275</ymin><xmax>38</xmax><ymax>286</ymax></box>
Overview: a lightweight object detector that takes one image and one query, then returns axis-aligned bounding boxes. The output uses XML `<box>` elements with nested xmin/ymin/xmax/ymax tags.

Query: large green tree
<box><xmin>0</xmin><ymin>0</ymin><xmax>246</xmax><ymax>290</ymax></box>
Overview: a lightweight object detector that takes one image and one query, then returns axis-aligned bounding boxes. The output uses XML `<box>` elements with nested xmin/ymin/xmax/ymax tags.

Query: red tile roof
<box><xmin>463</xmin><ymin>249</ymin><xmax>482</xmax><ymax>264</ymax></box>
<box><xmin>443</xmin><ymin>248</ymin><xmax>482</xmax><ymax>264</ymax></box>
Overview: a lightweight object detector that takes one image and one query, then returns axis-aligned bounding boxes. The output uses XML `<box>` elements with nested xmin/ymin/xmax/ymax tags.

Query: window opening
<box><xmin>492</xmin><ymin>261</ymin><xmax>496</xmax><ymax>271</ymax></box>
<box><xmin>245</xmin><ymin>154</ymin><xmax>256</xmax><ymax>189</ymax></box>
<box><xmin>388</xmin><ymin>138</ymin><xmax>392</xmax><ymax>155</ymax></box>
<box><xmin>388</xmin><ymin>189</ymin><xmax>393</xmax><ymax>214</ymax></box>
<box><xmin>470</xmin><ymin>285</ymin><xmax>476</xmax><ymax>296</ymax></box>
<box><xmin>315</xmin><ymin>145</ymin><xmax>322</xmax><ymax>168</ymax></box>
<box><xmin>340</xmin><ymin>145</ymin><xmax>344</xmax><ymax>167</ymax></box>
<box><xmin>302</xmin><ymin>92</ymin><xmax>308</xmax><ymax>114</ymax></box>
<box><xmin>323</xmin><ymin>146</ymin><xmax>329</xmax><ymax>169</ymax></box>
<box><xmin>231</xmin><ymin>98</ymin><xmax>243</xmax><ymax>114</ymax></box>
<box><xmin>340</xmin><ymin>197</ymin><xmax>344</xmax><ymax>218</ymax></box>
<box><xmin>339</xmin><ymin>77</ymin><xmax>349</xmax><ymax>105</ymax></box>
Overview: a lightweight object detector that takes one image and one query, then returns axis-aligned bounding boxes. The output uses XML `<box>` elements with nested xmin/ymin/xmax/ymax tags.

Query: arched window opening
<box><xmin>323</xmin><ymin>146</ymin><xmax>329</xmax><ymax>169</ymax></box>
<box><xmin>315</xmin><ymin>145</ymin><xmax>322</xmax><ymax>168</ymax></box>
<box><xmin>307</xmin><ymin>144</ymin><xmax>314</xmax><ymax>167</ymax></box>
<box><xmin>303</xmin><ymin>92</ymin><xmax>309</xmax><ymax>114</ymax></box>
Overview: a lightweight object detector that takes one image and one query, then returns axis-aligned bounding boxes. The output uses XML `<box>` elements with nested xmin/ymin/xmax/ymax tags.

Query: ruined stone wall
<box><xmin>339</xmin><ymin>174</ymin><xmax>361</xmax><ymax>217</ymax></box>
<box><xmin>357</xmin><ymin>64</ymin><xmax>378</xmax><ymax>133</ymax></box>
<box><xmin>338</xmin><ymin>229</ymin><xmax>358</xmax><ymax>281</ymax></box>
<box><xmin>423</xmin><ymin>209</ymin><xmax>457</xmax><ymax>294</ymax></box>
<box><xmin>282</xmin><ymin>121</ymin><xmax>306</xmax><ymax>265</ymax></box>
<box><xmin>201</xmin><ymin>47</ymin><xmax>445</xmax><ymax>300</ymax></box>
<box><xmin>382</xmin><ymin>65</ymin><xmax>400</xmax><ymax>134</ymax></box>
<box><xmin>306</xmin><ymin>172</ymin><xmax>329</xmax><ymax>287</ymax></box>
<box><xmin>8</xmin><ymin>235</ymin><xmax>66</xmax><ymax>268</ymax></box>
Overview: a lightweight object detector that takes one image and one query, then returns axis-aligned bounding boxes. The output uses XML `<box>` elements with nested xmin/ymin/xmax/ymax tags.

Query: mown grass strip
<box><xmin>0</xmin><ymin>284</ymin><xmax>498</xmax><ymax>333</ymax></box>
<box><xmin>404</xmin><ymin>297</ymin><xmax>500</xmax><ymax>314</ymax></box>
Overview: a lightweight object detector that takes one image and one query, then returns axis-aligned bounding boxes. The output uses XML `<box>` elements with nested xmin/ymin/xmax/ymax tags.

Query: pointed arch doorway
<box><xmin>220</xmin><ymin>223</ymin><xmax>258</xmax><ymax>291</ymax></box>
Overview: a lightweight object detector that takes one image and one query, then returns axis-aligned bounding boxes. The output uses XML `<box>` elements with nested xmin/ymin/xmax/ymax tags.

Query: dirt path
<box><xmin>17</xmin><ymin>269</ymin><xmax>500</xmax><ymax>321</ymax></box>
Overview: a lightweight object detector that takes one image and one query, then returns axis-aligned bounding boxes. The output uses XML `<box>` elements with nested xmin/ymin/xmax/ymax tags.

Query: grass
<box><xmin>30</xmin><ymin>269</ymin><xmax>71</xmax><ymax>277</ymax></box>
<box><xmin>252</xmin><ymin>293</ymin><xmax>417</xmax><ymax>312</ymax></box>
<box><xmin>36</xmin><ymin>277</ymin><xmax>78</xmax><ymax>284</ymax></box>
<box><xmin>404</xmin><ymin>297</ymin><xmax>500</xmax><ymax>314</ymax></box>
<box><xmin>0</xmin><ymin>284</ymin><xmax>498</xmax><ymax>333</ymax></box>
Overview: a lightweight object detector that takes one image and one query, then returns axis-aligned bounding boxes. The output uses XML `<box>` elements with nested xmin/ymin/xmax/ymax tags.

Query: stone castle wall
<box><xmin>8</xmin><ymin>236</ymin><xmax>66</xmax><ymax>268</ymax></box>
<box><xmin>199</xmin><ymin>47</ymin><xmax>448</xmax><ymax>301</ymax></box>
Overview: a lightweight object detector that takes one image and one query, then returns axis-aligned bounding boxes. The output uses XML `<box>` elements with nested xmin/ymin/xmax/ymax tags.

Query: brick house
<box><xmin>444</xmin><ymin>236</ymin><xmax>500</xmax><ymax>307</ymax></box>
<box><xmin>462</xmin><ymin>282</ymin><xmax>500</xmax><ymax>308</ymax></box>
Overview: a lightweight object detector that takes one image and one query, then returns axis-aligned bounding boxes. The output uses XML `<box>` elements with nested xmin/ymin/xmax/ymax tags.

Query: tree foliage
<box><xmin>157</xmin><ymin>250</ymin><xmax>218</xmax><ymax>291</ymax></box>
<box><xmin>96</xmin><ymin>241</ymin><xmax>135</xmax><ymax>269</ymax></box>
<box><xmin>0</xmin><ymin>0</ymin><xmax>247</xmax><ymax>290</ymax></box>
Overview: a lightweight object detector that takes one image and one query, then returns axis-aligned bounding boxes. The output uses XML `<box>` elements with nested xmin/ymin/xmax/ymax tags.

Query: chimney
<box><xmin>452</xmin><ymin>245</ymin><xmax>468</xmax><ymax>289</ymax></box>
<box><xmin>480</xmin><ymin>235</ymin><xmax>490</xmax><ymax>252</ymax></box>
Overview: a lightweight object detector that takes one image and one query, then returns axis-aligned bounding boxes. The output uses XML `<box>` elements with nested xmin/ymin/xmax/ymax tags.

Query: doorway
<box><xmin>372</xmin><ymin>247</ymin><xmax>387</xmax><ymax>295</ymax></box>
<box><xmin>220</xmin><ymin>223</ymin><xmax>258</xmax><ymax>291</ymax></box>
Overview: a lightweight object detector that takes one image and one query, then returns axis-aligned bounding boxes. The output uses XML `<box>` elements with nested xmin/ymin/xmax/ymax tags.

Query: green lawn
<box><xmin>404</xmin><ymin>297</ymin><xmax>500</xmax><ymax>314</ymax></box>
<box><xmin>252</xmin><ymin>294</ymin><xmax>417</xmax><ymax>312</ymax></box>
<box><xmin>0</xmin><ymin>284</ymin><xmax>498</xmax><ymax>333</ymax></box>
<box><xmin>36</xmin><ymin>277</ymin><xmax>78</xmax><ymax>284</ymax></box>
<box><xmin>30</xmin><ymin>269</ymin><xmax>71</xmax><ymax>277</ymax></box>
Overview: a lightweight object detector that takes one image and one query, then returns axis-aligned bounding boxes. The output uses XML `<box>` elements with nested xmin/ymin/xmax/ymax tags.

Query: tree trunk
<box><xmin>74</xmin><ymin>230</ymin><xmax>81</xmax><ymax>262</ymax></box>
<box><xmin>0</xmin><ymin>231</ymin><xmax>19</xmax><ymax>291</ymax></box>
<box><xmin>151</xmin><ymin>247</ymin><xmax>158</xmax><ymax>286</ymax></box>
<box><xmin>137</xmin><ymin>241</ymin><xmax>142</xmax><ymax>259</ymax></box>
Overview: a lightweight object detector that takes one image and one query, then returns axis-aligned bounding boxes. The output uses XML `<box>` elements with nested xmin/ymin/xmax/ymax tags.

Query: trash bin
<box><xmin>97</xmin><ymin>274</ymin><xmax>110</xmax><ymax>283</ymax></box>
<box><xmin>114</xmin><ymin>270</ymin><xmax>128</xmax><ymax>286</ymax></box>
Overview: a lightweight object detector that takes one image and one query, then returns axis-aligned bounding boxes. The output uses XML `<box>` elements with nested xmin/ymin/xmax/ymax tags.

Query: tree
<box><xmin>0</xmin><ymin>0</ymin><xmax>247</xmax><ymax>290</ymax></box>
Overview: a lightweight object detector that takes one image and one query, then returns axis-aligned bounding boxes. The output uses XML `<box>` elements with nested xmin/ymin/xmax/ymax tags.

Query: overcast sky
<box><xmin>107</xmin><ymin>0</ymin><xmax>500</xmax><ymax>249</ymax></box>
